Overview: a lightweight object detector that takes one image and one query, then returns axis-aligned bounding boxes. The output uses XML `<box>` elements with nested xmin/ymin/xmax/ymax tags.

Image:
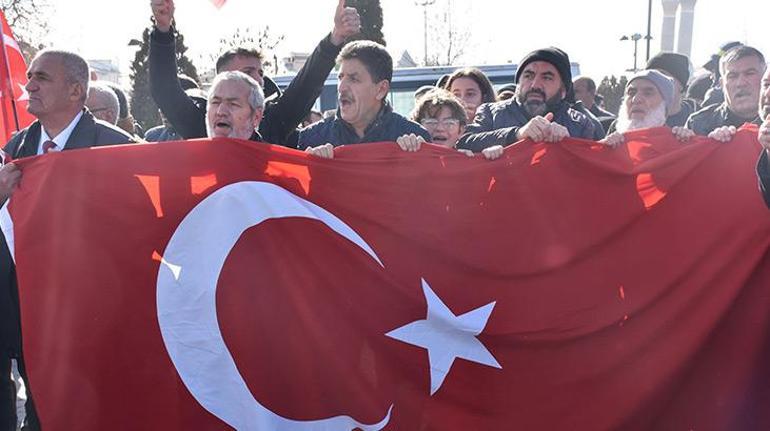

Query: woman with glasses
<box><xmin>397</xmin><ymin>90</ymin><xmax>498</xmax><ymax>159</ymax></box>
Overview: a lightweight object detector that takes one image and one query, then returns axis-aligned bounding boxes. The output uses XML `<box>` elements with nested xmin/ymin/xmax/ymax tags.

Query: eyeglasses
<box><xmin>420</xmin><ymin>118</ymin><xmax>461</xmax><ymax>128</ymax></box>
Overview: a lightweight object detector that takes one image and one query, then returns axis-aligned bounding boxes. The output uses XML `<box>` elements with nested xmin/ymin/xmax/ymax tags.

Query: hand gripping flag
<box><xmin>3</xmin><ymin>128</ymin><xmax>770</xmax><ymax>430</ymax></box>
<box><xmin>0</xmin><ymin>11</ymin><xmax>33</xmax><ymax>142</ymax></box>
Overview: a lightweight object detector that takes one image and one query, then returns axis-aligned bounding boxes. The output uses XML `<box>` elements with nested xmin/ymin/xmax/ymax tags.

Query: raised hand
<box><xmin>331</xmin><ymin>0</ymin><xmax>362</xmax><ymax>46</ymax></box>
<box><xmin>151</xmin><ymin>0</ymin><xmax>175</xmax><ymax>33</ymax></box>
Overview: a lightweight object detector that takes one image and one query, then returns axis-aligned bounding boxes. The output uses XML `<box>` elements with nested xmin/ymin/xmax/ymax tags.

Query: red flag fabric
<box><xmin>0</xmin><ymin>11</ymin><xmax>33</xmax><ymax>142</ymax></box>
<box><xmin>4</xmin><ymin>128</ymin><xmax>770</xmax><ymax>430</ymax></box>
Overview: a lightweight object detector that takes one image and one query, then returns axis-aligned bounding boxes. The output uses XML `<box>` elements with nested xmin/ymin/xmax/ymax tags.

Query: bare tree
<box><xmin>424</xmin><ymin>0</ymin><xmax>469</xmax><ymax>66</ymax></box>
<box><xmin>1</xmin><ymin>0</ymin><xmax>51</xmax><ymax>59</ymax></box>
<box><xmin>207</xmin><ymin>26</ymin><xmax>285</xmax><ymax>75</ymax></box>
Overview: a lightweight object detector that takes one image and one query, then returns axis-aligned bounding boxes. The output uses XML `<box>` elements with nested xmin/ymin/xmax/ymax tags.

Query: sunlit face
<box><xmin>624</xmin><ymin>78</ymin><xmax>665</xmax><ymax>121</ymax></box>
<box><xmin>516</xmin><ymin>61</ymin><xmax>566</xmax><ymax>117</ymax></box>
<box><xmin>206</xmin><ymin>79</ymin><xmax>262</xmax><ymax>139</ymax></box>
<box><xmin>25</xmin><ymin>53</ymin><xmax>82</xmax><ymax>119</ymax></box>
<box><xmin>722</xmin><ymin>55</ymin><xmax>764</xmax><ymax>119</ymax></box>
<box><xmin>420</xmin><ymin>106</ymin><xmax>464</xmax><ymax>148</ymax></box>
<box><xmin>450</xmin><ymin>77</ymin><xmax>483</xmax><ymax>122</ymax></box>
<box><xmin>760</xmin><ymin>69</ymin><xmax>770</xmax><ymax>120</ymax></box>
<box><xmin>220</xmin><ymin>55</ymin><xmax>264</xmax><ymax>87</ymax></box>
<box><xmin>337</xmin><ymin>58</ymin><xmax>389</xmax><ymax>134</ymax></box>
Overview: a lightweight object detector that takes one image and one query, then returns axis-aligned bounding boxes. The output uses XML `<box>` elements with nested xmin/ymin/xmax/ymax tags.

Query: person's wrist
<box><xmin>330</xmin><ymin>30</ymin><xmax>344</xmax><ymax>46</ymax></box>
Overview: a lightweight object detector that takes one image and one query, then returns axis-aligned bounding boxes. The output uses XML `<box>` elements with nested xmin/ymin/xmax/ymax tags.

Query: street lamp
<box><xmin>620</xmin><ymin>33</ymin><xmax>643</xmax><ymax>72</ymax></box>
<box><xmin>414</xmin><ymin>0</ymin><xmax>436</xmax><ymax>66</ymax></box>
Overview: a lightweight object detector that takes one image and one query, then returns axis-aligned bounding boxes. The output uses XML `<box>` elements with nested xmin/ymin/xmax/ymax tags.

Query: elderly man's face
<box><xmin>722</xmin><ymin>55</ymin><xmax>764</xmax><ymax>119</ymax></box>
<box><xmin>759</xmin><ymin>69</ymin><xmax>770</xmax><ymax>120</ymax></box>
<box><xmin>625</xmin><ymin>79</ymin><xmax>664</xmax><ymax>120</ymax></box>
<box><xmin>86</xmin><ymin>92</ymin><xmax>117</xmax><ymax>125</ymax></box>
<box><xmin>516</xmin><ymin>61</ymin><xmax>565</xmax><ymax>117</ymax></box>
<box><xmin>25</xmin><ymin>53</ymin><xmax>79</xmax><ymax>119</ymax></box>
<box><xmin>617</xmin><ymin>78</ymin><xmax>667</xmax><ymax>133</ymax></box>
<box><xmin>206</xmin><ymin>79</ymin><xmax>262</xmax><ymax>140</ymax></box>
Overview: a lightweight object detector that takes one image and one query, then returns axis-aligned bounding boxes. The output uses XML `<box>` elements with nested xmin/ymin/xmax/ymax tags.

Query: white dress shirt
<box><xmin>37</xmin><ymin>110</ymin><xmax>84</xmax><ymax>155</ymax></box>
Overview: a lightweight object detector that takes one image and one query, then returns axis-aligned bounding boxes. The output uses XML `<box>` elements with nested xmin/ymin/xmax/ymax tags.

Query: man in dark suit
<box><xmin>0</xmin><ymin>49</ymin><xmax>135</xmax><ymax>431</ymax></box>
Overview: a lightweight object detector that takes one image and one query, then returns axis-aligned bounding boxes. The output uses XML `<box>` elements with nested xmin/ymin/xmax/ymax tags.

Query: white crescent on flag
<box><xmin>156</xmin><ymin>181</ymin><xmax>393</xmax><ymax>431</ymax></box>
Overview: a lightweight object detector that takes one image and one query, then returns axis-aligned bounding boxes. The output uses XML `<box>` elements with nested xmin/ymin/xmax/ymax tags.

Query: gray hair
<box><xmin>86</xmin><ymin>81</ymin><xmax>120</xmax><ymax>124</ymax></box>
<box><xmin>35</xmin><ymin>49</ymin><xmax>90</xmax><ymax>103</ymax></box>
<box><xmin>719</xmin><ymin>45</ymin><xmax>767</xmax><ymax>77</ymax></box>
<box><xmin>209</xmin><ymin>71</ymin><xmax>264</xmax><ymax>112</ymax></box>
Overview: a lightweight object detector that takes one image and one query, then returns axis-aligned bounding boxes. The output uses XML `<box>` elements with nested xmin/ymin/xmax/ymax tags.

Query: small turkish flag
<box><xmin>4</xmin><ymin>129</ymin><xmax>770</xmax><ymax>430</ymax></box>
<box><xmin>0</xmin><ymin>10</ymin><xmax>34</xmax><ymax>142</ymax></box>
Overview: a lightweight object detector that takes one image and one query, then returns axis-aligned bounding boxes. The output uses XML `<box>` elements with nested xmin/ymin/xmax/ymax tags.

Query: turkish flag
<box><xmin>209</xmin><ymin>0</ymin><xmax>227</xmax><ymax>9</ymax></box>
<box><xmin>3</xmin><ymin>127</ymin><xmax>770</xmax><ymax>430</ymax></box>
<box><xmin>0</xmin><ymin>11</ymin><xmax>34</xmax><ymax>143</ymax></box>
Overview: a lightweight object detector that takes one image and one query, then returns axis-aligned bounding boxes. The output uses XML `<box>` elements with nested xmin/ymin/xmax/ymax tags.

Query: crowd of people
<box><xmin>0</xmin><ymin>0</ymin><xmax>768</xmax><ymax>429</ymax></box>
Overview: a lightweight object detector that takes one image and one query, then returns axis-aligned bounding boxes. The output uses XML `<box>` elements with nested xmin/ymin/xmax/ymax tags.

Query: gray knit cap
<box><xmin>628</xmin><ymin>69</ymin><xmax>676</xmax><ymax>113</ymax></box>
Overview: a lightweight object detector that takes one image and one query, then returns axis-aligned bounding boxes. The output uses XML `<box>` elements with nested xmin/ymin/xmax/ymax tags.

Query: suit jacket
<box><xmin>0</xmin><ymin>109</ymin><xmax>135</xmax><ymax>356</ymax></box>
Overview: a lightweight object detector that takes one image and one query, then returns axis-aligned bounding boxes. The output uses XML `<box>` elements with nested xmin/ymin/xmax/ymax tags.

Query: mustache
<box><xmin>524</xmin><ymin>89</ymin><xmax>547</xmax><ymax>100</ymax></box>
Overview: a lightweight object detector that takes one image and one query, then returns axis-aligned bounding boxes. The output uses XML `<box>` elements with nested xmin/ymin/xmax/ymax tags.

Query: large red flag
<box><xmin>3</xmin><ymin>128</ymin><xmax>770</xmax><ymax>430</ymax></box>
<box><xmin>0</xmin><ymin>11</ymin><xmax>33</xmax><ymax>143</ymax></box>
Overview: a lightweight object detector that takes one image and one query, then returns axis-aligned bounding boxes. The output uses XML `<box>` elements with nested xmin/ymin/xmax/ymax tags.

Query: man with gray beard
<box><xmin>602</xmin><ymin>70</ymin><xmax>694</xmax><ymax>148</ymax></box>
<box><xmin>456</xmin><ymin>47</ymin><xmax>596</xmax><ymax>152</ymax></box>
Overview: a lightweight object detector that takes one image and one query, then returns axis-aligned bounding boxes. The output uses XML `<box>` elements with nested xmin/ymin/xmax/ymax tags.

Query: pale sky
<box><xmin>38</xmin><ymin>0</ymin><xmax>770</xmax><ymax>83</ymax></box>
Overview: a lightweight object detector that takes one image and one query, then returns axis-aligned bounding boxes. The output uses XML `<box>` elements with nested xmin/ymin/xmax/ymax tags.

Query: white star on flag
<box><xmin>386</xmin><ymin>278</ymin><xmax>501</xmax><ymax>395</ymax></box>
<box><xmin>16</xmin><ymin>83</ymin><xmax>28</xmax><ymax>101</ymax></box>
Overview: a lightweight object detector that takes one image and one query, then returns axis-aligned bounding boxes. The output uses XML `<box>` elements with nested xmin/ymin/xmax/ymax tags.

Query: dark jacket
<box><xmin>149</xmin><ymin>29</ymin><xmax>341</xmax><ymax>148</ymax></box>
<box><xmin>685</xmin><ymin>102</ymin><xmax>761</xmax><ymax>136</ymax></box>
<box><xmin>757</xmin><ymin>150</ymin><xmax>770</xmax><ymax>209</ymax></box>
<box><xmin>144</xmin><ymin>124</ymin><xmax>181</xmax><ymax>142</ymax></box>
<box><xmin>456</xmin><ymin>99</ymin><xmax>597</xmax><ymax>152</ymax></box>
<box><xmin>1</xmin><ymin>110</ymin><xmax>135</xmax><ymax>356</ymax></box>
<box><xmin>297</xmin><ymin>103</ymin><xmax>430</xmax><ymax>149</ymax></box>
<box><xmin>666</xmin><ymin>99</ymin><xmax>696</xmax><ymax>128</ymax></box>
<box><xmin>573</xmin><ymin>101</ymin><xmax>607</xmax><ymax>140</ymax></box>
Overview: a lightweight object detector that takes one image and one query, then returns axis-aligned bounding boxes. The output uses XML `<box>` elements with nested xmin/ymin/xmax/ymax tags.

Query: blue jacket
<box><xmin>457</xmin><ymin>99</ymin><xmax>597</xmax><ymax>152</ymax></box>
<box><xmin>298</xmin><ymin>103</ymin><xmax>430</xmax><ymax>149</ymax></box>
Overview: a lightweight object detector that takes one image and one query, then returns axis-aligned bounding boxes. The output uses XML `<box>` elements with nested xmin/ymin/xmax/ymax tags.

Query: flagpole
<box><xmin>0</xmin><ymin>30</ymin><xmax>21</xmax><ymax>133</ymax></box>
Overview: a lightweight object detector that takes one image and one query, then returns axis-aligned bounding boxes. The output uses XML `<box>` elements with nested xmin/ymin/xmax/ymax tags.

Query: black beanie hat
<box><xmin>515</xmin><ymin>47</ymin><xmax>572</xmax><ymax>93</ymax></box>
<box><xmin>646</xmin><ymin>52</ymin><xmax>690</xmax><ymax>88</ymax></box>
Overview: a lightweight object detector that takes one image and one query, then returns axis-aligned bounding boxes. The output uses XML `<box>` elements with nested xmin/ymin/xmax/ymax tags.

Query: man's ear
<box><xmin>375</xmin><ymin>80</ymin><xmax>390</xmax><ymax>101</ymax></box>
<box><xmin>72</xmin><ymin>82</ymin><xmax>86</xmax><ymax>103</ymax></box>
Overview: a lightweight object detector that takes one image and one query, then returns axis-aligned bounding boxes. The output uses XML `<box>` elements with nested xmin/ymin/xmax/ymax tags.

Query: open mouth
<box><xmin>432</xmin><ymin>135</ymin><xmax>448</xmax><ymax>143</ymax></box>
<box><xmin>339</xmin><ymin>96</ymin><xmax>353</xmax><ymax>108</ymax></box>
<box><xmin>213</xmin><ymin>121</ymin><xmax>232</xmax><ymax>134</ymax></box>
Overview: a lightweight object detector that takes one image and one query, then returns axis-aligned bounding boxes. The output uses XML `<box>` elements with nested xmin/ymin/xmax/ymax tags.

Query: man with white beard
<box><xmin>602</xmin><ymin>70</ymin><xmax>694</xmax><ymax>147</ymax></box>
